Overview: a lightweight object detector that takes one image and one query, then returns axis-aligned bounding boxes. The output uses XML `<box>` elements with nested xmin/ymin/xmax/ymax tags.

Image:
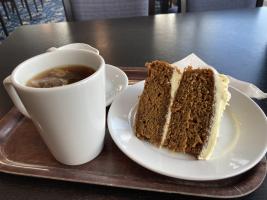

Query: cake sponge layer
<box><xmin>135</xmin><ymin>61</ymin><xmax>174</xmax><ymax>146</ymax></box>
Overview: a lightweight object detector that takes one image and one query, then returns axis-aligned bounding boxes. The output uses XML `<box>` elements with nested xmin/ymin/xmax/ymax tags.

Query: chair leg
<box><xmin>149</xmin><ymin>0</ymin><xmax>155</xmax><ymax>15</ymax></box>
<box><xmin>168</xmin><ymin>0</ymin><xmax>172</xmax><ymax>8</ymax></box>
<box><xmin>24</xmin><ymin>0</ymin><xmax>32</xmax><ymax>20</ymax></box>
<box><xmin>0</xmin><ymin>13</ymin><xmax>8</xmax><ymax>36</ymax></box>
<box><xmin>11</xmin><ymin>1</ymin><xmax>15</xmax><ymax>13</ymax></box>
<box><xmin>11</xmin><ymin>0</ymin><xmax>23</xmax><ymax>25</ymax></box>
<box><xmin>1</xmin><ymin>1</ymin><xmax>10</xmax><ymax>20</ymax></box>
<box><xmin>161</xmin><ymin>0</ymin><xmax>169</xmax><ymax>13</ymax></box>
<box><xmin>33</xmin><ymin>0</ymin><xmax>38</xmax><ymax>12</ymax></box>
<box><xmin>177</xmin><ymin>0</ymin><xmax>181</xmax><ymax>13</ymax></box>
<box><xmin>20</xmin><ymin>0</ymin><xmax>25</xmax><ymax>7</ymax></box>
<box><xmin>5</xmin><ymin>1</ymin><xmax>11</xmax><ymax>12</ymax></box>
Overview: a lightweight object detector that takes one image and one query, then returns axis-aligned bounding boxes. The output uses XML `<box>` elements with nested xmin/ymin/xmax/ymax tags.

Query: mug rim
<box><xmin>11</xmin><ymin>49</ymin><xmax>105</xmax><ymax>92</ymax></box>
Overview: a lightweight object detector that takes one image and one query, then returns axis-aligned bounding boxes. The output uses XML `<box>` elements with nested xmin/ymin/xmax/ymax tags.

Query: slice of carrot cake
<box><xmin>135</xmin><ymin>61</ymin><xmax>230</xmax><ymax>160</ymax></box>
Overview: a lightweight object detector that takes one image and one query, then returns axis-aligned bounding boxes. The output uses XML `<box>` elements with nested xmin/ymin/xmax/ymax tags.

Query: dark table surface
<box><xmin>0</xmin><ymin>7</ymin><xmax>267</xmax><ymax>200</ymax></box>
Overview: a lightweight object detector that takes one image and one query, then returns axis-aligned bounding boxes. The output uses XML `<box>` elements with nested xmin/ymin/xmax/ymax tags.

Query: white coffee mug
<box><xmin>3</xmin><ymin>49</ymin><xmax>106</xmax><ymax>165</ymax></box>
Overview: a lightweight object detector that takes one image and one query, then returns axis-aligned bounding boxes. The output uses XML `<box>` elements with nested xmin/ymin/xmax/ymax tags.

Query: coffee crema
<box><xmin>26</xmin><ymin>65</ymin><xmax>95</xmax><ymax>88</ymax></box>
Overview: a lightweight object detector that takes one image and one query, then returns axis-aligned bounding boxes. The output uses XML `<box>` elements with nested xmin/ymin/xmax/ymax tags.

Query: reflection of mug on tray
<box><xmin>3</xmin><ymin>49</ymin><xmax>106</xmax><ymax>165</ymax></box>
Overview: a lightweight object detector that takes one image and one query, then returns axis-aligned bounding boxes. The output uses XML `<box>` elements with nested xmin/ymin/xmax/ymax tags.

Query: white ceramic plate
<box><xmin>105</xmin><ymin>64</ymin><xmax>128</xmax><ymax>106</ymax></box>
<box><xmin>108</xmin><ymin>81</ymin><xmax>267</xmax><ymax>181</ymax></box>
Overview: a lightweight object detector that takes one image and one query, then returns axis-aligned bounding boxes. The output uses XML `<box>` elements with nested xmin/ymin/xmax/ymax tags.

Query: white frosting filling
<box><xmin>198</xmin><ymin>73</ymin><xmax>231</xmax><ymax>160</ymax></box>
<box><xmin>160</xmin><ymin>69</ymin><xmax>182</xmax><ymax>147</ymax></box>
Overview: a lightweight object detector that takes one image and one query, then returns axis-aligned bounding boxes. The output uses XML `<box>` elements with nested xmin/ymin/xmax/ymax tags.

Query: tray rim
<box><xmin>0</xmin><ymin>67</ymin><xmax>266</xmax><ymax>198</ymax></box>
<box><xmin>0</xmin><ymin>157</ymin><xmax>265</xmax><ymax>199</ymax></box>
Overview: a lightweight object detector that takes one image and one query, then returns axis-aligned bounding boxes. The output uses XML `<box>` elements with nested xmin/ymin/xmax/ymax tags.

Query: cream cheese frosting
<box><xmin>198</xmin><ymin>73</ymin><xmax>231</xmax><ymax>160</ymax></box>
<box><xmin>160</xmin><ymin>68</ymin><xmax>182</xmax><ymax>147</ymax></box>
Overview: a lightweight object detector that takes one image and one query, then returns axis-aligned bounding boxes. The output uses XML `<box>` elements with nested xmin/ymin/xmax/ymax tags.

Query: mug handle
<box><xmin>3</xmin><ymin>76</ymin><xmax>31</xmax><ymax>118</ymax></box>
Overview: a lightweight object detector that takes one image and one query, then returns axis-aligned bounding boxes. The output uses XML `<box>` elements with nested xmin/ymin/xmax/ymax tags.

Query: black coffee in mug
<box><xmin>26</xmin><ymin>65</ymin><xmax>95</xmax><ymax>88</ymax></box>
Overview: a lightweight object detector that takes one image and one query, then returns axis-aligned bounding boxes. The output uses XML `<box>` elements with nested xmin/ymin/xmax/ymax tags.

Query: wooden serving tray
<box><xmin>0</xmin><ymin>67</ymin><xmax>266</xmax><ymax>198</ymax></box>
